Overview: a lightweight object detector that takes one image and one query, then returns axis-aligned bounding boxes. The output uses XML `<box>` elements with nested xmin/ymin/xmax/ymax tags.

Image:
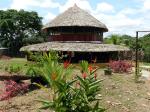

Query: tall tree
<box><xmin>0</xmin><ymin>9</ymin><xmax>44</xmax><ymax>55</ymax></box>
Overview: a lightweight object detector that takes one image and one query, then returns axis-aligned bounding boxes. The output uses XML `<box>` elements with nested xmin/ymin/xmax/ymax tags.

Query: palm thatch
<box><xmin>43</xmin><ymin>4</ymin><xmax>108</xmax><ymax>32</ymax></box>
<box><xmin>20</xmin><ymin>42</ymin><xmax>130</xmax><ymax>52</ymax></box>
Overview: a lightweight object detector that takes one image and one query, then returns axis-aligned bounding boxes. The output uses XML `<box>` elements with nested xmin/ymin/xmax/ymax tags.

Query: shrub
<box><xmin>26</xmin><ymin>51</ymin><xmax>61</xmax><ymax>77</ymax></box>
<box><xmin>26</xmin><ymin>66</ymin><xmax>40</xmax><ymax>77</ymax></box>
<box><xmin>108</xmin><ymin>60</ymin><xmax>132</xmax><ymax>73</ymax></box>
<box><xmin>0</xmin><ymin>80</ymin><xmax>29</xmax><ymax>101</ymax></box>
<box><xmin>5</xmin><ymin>64</ymin><xmax>21</xmax><ymax>74</ymax></box>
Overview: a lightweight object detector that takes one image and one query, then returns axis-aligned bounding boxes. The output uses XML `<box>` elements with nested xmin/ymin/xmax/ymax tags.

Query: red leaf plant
<box><xmin>0</xmin><ymin>80</ymin><xmax>29</xmax><ymax>101</ymax></box>
<box><xmin>108</xmin><ymin>60</ymin><xmax>132</xmax><ymax>73</ymax></box>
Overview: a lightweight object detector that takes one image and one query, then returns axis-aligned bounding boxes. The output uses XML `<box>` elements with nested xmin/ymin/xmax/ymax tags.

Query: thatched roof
<box><xmin>20</xmin><ymin>42</ymin><xmax>130</xmax><ymax>52</ymax></box>
<box><xmin>43</xmin><ymin>4</ymin><xmax>108</xmax><ymax>32</ymax></box>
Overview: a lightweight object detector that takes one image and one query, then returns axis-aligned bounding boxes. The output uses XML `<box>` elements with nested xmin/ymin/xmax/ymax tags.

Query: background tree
<box><xmin>139</xmin><ymin>34</ymin><xmax>150</xmax><ymax>62</ymax></box>
<box><xmin>0</xmin><ymin>9</ymin><xmax>45</xmax><ymax>56</ymax></box>
<box><xmin>104</xmin><ymin>34</ymin><xmax>150</xmax><ymax>63</ymax></box>
<box><xmin>104</xmin><ymin>34</ymin><xmax>122</xmax><ymax>45</ymax></box>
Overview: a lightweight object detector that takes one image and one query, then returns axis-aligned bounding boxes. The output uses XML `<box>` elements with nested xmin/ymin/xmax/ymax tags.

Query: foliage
<box><xmin>0</xmin><ymin>58</ymin><xmax>29</xmax><ymax>75</ymax></box>
<box><xmin>80</xmin><ymin>60</ymin><xmax>89</xmax><ymax>73</ymax></box>
<box><xmin>26</xmin><ymin>66</ymin><xmax>39</xmax><ymax>77</ymax></box>
<box><xmin>0</xmin><ymin>9</ymin><xmax>45</xmax><ymax>55</ymax></box>
<box><xmin>5</xmin><ymin>64</ymin><xmax>22</xmax><ymax>74</ymax></box>
<box><xmin>104</xmin><ymin>34</ymin><xmax>122</xmax><ymax>45</ymax></box>
<box><xmin>108</xmin><ymin>60</ymin><xmax>132</xmax><ymax>73</ymax></box>
<box><xmin>25</xmin><ymin>51</ymin><xmax>64</xmax><ymax>79</ymax></box>
<box><xmin>139</xmin><ymin>34</ymin><xmax>150</xmax><ymax>62</ymax></box>
<box><xmin>0</xmin><ymin>80</ymin><xmax>29</xmax><ymax>101</ymax></box>
<box><xmin>72</xmin><ymin>62</ymin><xmax>104</xmax><ymax>112</ymax></box>
<box><xmin>104</xmin><ymin>34</ymin><xmax>150</xmax><ymax>62</ymax></box>
<box><xmin>31</xmin><ymin>52</ymin><xmax>105</xmax><ymax>112</ymax></box>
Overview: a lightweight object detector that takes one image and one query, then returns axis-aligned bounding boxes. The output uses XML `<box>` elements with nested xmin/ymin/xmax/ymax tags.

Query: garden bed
<box><xmin>0</xmin><ymin>58</ymin><xmax>150</xmax><ymax>112</ymax></box>
<box><xmin>0</xmin><ymin>69</ymin><xmax>150</xmax><ymax>112</ymax></box>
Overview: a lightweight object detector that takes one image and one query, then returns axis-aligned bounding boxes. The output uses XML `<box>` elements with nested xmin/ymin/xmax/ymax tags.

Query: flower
<box><xmin>63</xmin><ymin>60</ymin><xmax>70</xmax><ymax>69</ymax></box>
<box><xmin>82</xmin><ymin>72</ymin><xmax>87</xmax><ymax>79</ymax></box>
<box><xmin>88</xmin><ymin>65</ymin><xmax>93</xmax><ymax>72</ymax></box>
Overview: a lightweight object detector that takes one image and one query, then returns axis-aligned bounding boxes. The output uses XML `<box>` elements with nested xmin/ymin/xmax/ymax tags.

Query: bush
<box><xmin>5</xmin><ymin>64</ymin><xmax>21</xmax><ymax>74</ymax></box>
<box><xmin>26</xmin><ymin>66</ymin><xmax>40</xmax><ymax>77</ymax></box>
<box><xmin>108</xmin><ymin>60</ymin><xmax>132</xmax><ymax>73</ymax></box>
<box><xmin>26</xmin><ymin>51</ymin><xmax>65</xmax><ymax>85</ymax></box>
<box><xmin>0</xmin><ymin>80</ymin><xmax>29</xmax><ymax>101</ymax></box>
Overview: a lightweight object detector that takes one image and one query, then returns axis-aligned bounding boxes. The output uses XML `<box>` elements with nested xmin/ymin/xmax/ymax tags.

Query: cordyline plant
<box><xmin>0</xmin><ymin>80</ymin><xmax>29</xmax><ymax>101</ymax></box>
<box><xmin>33</xmin><ymin>52</ymin><xmax>105</xmax><ymax>112</ymax></box>
<box><xmin>108</xmin><ymin>60</ymin><xmax>132</xmax><ymax>73</ymax></box>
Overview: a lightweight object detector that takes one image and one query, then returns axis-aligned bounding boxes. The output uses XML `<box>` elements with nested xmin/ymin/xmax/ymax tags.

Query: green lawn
<box><xmin>0</xmin><ymin>58</ymin><xmax>29</xmax><ymax>75</ymax></box>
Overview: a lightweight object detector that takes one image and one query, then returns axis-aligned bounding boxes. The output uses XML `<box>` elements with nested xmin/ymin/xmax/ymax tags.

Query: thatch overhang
<box><xmin>20</xmin><ymin>42</ymin><xmax>130</xmax><ymax>52</ymax></box>
<box><xmin>43</xmin><ymin>4</ymin><xmax>108</xmax><ymax>32</ymax></box>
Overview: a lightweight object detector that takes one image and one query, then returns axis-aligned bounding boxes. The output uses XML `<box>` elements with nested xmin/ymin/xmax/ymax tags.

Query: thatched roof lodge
<box><xmin>20</xmin><ymin>4</ymin><xmax>129</xmax><ymax>62</ymax></box>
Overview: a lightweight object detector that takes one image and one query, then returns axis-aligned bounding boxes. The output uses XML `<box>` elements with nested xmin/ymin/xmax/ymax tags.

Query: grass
<box><xmin>0</xmin><ymin>58</ymin><xmax>29</xmax><ymax>75</ymax></box>
<box><xmin>140</xmin><ymin>62</ymin><xmax>150</xmax><ymax>66</ymax></box>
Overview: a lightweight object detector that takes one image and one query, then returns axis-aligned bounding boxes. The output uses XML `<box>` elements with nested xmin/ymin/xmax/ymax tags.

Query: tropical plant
<box><xmin>37</xmin><ymin>56</ymin><xmax>105</xmax><ymax>112</ymax></box>
<box><xmin>26</xmin><ymin>51</ymin><xmax>69</xmax><ymax>84</ymax></box>
<box><xmin>72</xmin><ymin>61</ymin><xmax>104</xmax><ymax>112</ymax></box>
<box><xmin>0</xmin><ymin>80</ymin><xmax>29</xmax><ymax>101</ymax></box>
<box><xmin>108</xmin><ymin>60</ymin><xmax>132</xmax><ymax>73</ymax></box>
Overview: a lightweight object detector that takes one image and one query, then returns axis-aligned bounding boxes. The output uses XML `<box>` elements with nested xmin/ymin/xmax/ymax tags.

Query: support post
<box><xmin>135</xmin><ymin>31</ymin><xmax>139</xmax><ymax>82</ymax></box>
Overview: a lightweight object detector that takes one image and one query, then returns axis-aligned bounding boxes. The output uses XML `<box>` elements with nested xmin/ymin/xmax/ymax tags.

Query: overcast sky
<box><xmin>0</xmin><ymin>0</ymin><xmax>150</xmax><ymax>36</ymax></box>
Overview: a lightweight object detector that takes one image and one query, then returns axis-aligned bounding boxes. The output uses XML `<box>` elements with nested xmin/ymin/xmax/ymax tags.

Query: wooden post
<box><xmin>135</xmin><ymin>31</ymin><xmax>139</xmax><ymax>82</ymax></box>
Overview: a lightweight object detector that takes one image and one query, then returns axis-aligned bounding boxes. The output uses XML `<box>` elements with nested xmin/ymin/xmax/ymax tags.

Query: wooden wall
<box><xmin>48</xmin><ymin>33</ymin><xmax>101</xmax><ymax>41</ymax></box>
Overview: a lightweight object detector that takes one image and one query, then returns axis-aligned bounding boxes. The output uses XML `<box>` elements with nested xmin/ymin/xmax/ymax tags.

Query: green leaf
<box><xmin>89</xmin><ymin>80</ymin><xmax>103</xmax><ymax>87</ymax></box>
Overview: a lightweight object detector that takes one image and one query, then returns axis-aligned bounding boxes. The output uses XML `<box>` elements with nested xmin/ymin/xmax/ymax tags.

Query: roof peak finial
<box><xmin>73</xmin><ymin>3</ymin><xmax>78</xmax><ymax>7</ymax></box>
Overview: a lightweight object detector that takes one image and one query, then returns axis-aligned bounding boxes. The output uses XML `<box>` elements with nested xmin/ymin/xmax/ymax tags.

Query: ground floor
<box><xmin>62</xmin><ymin>51</ymin><xmax>119</xmax><ymax>63</ymax></box>
<box><xmin>20</xmin><ymin>42</ymin><xmax>130</xmax><ymax>63</ymax></box>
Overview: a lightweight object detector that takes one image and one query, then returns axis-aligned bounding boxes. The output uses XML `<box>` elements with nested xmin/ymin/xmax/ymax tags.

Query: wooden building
<box><xmin>20</xmin><ymin>4</ymin><xmax>129</xmax><ymax>62</ymax></box>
